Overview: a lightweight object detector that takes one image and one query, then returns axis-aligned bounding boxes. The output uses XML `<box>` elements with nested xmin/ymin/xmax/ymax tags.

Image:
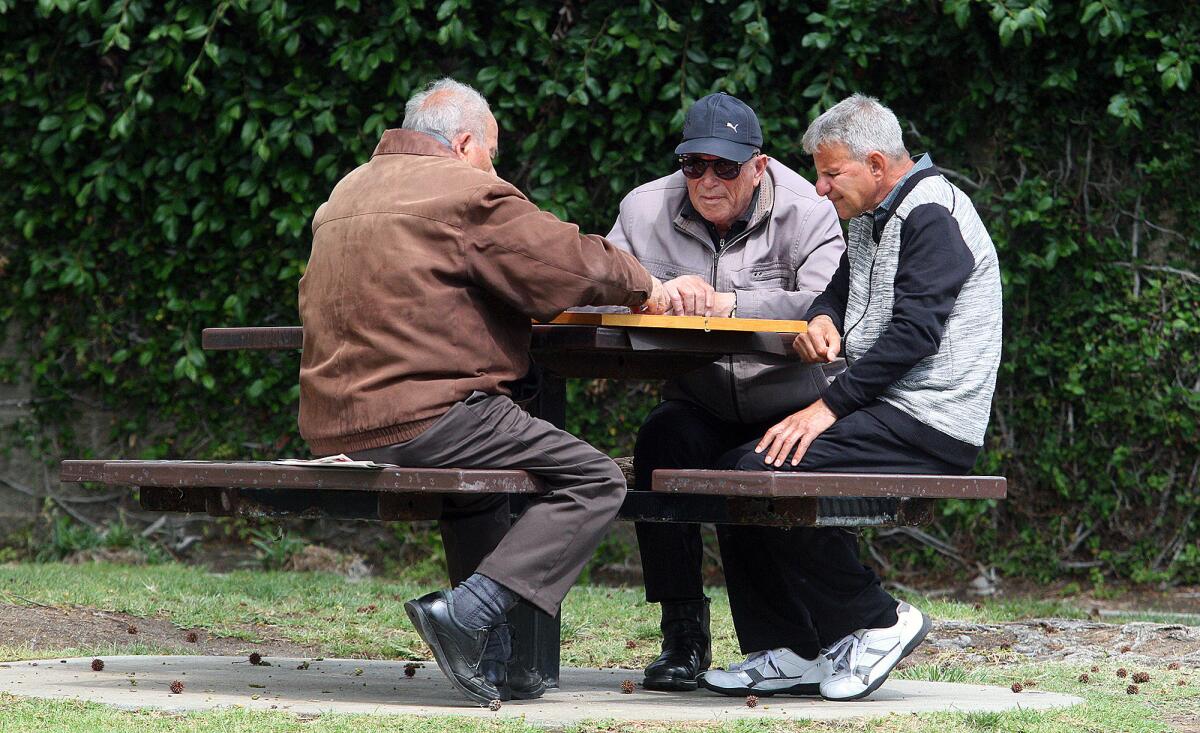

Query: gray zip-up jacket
<box><xmin>607</xmin><ymin>160</ymin><xmax>845</xmax><ymax>423</ymax></box>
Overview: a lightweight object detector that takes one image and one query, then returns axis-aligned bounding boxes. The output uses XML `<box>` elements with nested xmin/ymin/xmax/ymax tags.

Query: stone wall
<box><xmin>0</xmin><ymin>323</ymin><xmax>123</xmax><ymax>539</ymax></box>
<box><xmin>0</xmin><ymin>322</ymin><xmax>40</xmax><ymax>536</ymax></box>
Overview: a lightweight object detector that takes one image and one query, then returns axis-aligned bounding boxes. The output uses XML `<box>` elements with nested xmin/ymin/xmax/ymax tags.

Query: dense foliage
<box><xmin>2</xmin><ymin>0</ymin><xmax>1197</xmax><ymax>583</ymax></box>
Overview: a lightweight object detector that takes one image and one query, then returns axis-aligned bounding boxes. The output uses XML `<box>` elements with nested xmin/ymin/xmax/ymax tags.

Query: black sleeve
<box><xmin>821</xmin><ymin>204</ymin><xmax>975</xmax><ymax>417</ymax></box>
<box><xmin>803</xmin><ymin>248</ymin><xmax>850</xmax><ymax>332</ymax></box>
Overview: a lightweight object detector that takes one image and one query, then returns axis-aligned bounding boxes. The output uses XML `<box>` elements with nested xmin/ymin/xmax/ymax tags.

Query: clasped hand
<box><xmin>657</xmin><ymin>275</ymin><xmax>736</xmax><ymax>317</ymax></box>
<box><xmin>793</xmin><ymin>314</ymin><xmax>840</xmax><ymax>362</ymax></box>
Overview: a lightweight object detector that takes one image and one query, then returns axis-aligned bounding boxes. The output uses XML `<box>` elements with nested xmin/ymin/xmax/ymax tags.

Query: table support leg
<box><xmin>510</xmin><ymin>371</ymin><xmax>565</xmax><ymax>687</ymax></box>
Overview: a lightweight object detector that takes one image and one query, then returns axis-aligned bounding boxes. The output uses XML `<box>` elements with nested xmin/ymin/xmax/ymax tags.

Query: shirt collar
<box><xmin>372</xmin><ymin>129</ymin><xmax>457</xmax><ymax>159</ymax></box>
<box><xmin>874</xmin><ymin>153</ymin><xmax>934</xmax><ymax>221</ymax></box>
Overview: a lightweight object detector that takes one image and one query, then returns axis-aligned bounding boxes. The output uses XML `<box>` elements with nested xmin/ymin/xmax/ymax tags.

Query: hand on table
<box><xmin>640</xmin><ymin>276</ymin><xmax>672</xmax><ymax>315</ymax></box>
<box><xmin>661</xmin><ymin>275</ymin><xmax>716</xmax><ymax>316</ymax></box>
<box><xmin>794</xmin><ymin>314</ymin><xmax>841</xmax><ymax>363</ymax></box>
<box><xmin>754</xmin><ymin>399</ymin><xmax>837</xmax><ymax>467</ymax></box>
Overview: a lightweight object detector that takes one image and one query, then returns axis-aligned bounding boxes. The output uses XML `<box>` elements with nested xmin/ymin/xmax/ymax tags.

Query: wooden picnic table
<box><xmin>63</xmin><ymin>315</ymin><xmax>1005</xmax><ymax>686</ymax></box>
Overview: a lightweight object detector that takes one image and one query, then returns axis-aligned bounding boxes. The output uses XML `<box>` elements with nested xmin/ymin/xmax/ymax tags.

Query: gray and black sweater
<box><xmin>806</xmin><ymin>157</ymin><xmax>1002</xmax><ymax>469</ymax></box>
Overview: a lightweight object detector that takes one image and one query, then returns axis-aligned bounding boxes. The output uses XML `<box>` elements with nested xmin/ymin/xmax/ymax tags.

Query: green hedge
<box><xmin>2</xmin><ymin>0</ymin><xmax>1197</xmax><ymax>583</ymax></box>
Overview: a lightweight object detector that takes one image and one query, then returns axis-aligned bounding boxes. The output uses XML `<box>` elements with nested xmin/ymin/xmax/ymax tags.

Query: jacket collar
<box><xmin>372</xmin><ymin>129</ymin><xmax>457</xmax><ymax>159</ymax></box>
<box><xmin>871</xmin><ymin>155</ymin><xmax>941</xmax><ymax>241</ymax></box>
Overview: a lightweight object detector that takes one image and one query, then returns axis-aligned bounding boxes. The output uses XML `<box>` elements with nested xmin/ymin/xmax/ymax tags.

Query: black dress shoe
<box><xmin>404</xmin><ymin>590</ymin><xmax>502</xmax><ymax>706</ymax></box>
<box><xmin>643</xmin><ymin>598</ymin><xmax>712</xmax><ymax>691</ymax></box>
<box><xmin>481</xmin><ymin>659</ymin><xmax>548</xmax><ymax>700</ymax></box>
<box><xmin>479</xmin><ymin>624</ymin><xmax>548</xmax><ymax>701</ymax></box>
<box><xmin>504</xmin><ymin>664</ymin><xmax>547</xmax><ymax>700</ymax></box>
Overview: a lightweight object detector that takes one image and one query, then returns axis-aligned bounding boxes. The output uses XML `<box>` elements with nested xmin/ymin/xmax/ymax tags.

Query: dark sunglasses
<box><xmin>679</xmin><ymin>154</ymin><xmax>755</xmax><ymax>180</ymax></box>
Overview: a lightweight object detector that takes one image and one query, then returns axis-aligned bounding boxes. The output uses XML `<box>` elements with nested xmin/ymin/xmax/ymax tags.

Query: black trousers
<box><xmin>635</xmin><ymin>399</ymin><xmax>967</xmax><ymax>656</ymax></box>
<box><xmin>633</xmin><ymin>400</ymin><xmax>772</xmax><ymax>604</ymax></box>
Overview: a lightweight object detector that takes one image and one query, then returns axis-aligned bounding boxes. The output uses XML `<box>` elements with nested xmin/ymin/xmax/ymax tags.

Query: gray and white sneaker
<box><xmin>699</xmin><ymin>648</ymin><xmax>831</xmax><ymax>696</ymax></box>
<box><xmin>819</xmin><ymin>602</ymin><xmax>931</xmax><ymax>701</ymax></box>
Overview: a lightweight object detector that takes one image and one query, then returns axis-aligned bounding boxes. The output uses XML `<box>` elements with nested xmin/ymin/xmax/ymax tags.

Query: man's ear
<box><xmin>866</xmin><ymin>151</ymin><xmax>887</xmax><ymax>179</ymax></box>
<box><xmin>452</xmin><ymin>131</ymin><xmax>473</xmax><ymax>160</ymax></box>
<box><xmin>751</xmin><ymin>154</ymin><xmax>769</xmax><ymax>184</ymax></box>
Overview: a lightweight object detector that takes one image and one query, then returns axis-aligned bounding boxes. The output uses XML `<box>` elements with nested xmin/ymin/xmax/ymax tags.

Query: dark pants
<box><xmin>352</xmin><ymin>392</ymin><xmax>626</xmax><ymax>615</ymax></box>
<box><xmin>633</xmin><ymin>400</ymin><xmax>773</xmax><ymax>603</ymax></box>
<box><xmin>634</xmin><ymin>399</ymin><xmax>963</xmax><ymax>657</ymax></box>
<box><xmin>724</xmin><ymin>404</ymin><xmax>970</xmax><ymax>654</ymax></box>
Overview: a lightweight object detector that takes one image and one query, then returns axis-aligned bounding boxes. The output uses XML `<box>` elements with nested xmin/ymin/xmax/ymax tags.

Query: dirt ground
<box><xmin>0</xmin><ymin>603</ymin><xmax>320</xmax><ymax>659</ymax></box>
<box><xmin>911</xmin><ymin>617</ymin><xmax>1200</xmax><ymax>668</ymax></box>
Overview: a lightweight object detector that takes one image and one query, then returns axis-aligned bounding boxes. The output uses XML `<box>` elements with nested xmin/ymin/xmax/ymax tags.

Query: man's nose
<box><xmin>815</xmin><ymin>177</ymin><xmax>831</xmax><ymax>196</ymax></box>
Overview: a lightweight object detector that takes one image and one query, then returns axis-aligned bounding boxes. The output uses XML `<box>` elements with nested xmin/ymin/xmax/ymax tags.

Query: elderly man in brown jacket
<box><xmin>298</xmin><ymin>78</ymin><xmax>667</xmax><ymax>706</ymax></box>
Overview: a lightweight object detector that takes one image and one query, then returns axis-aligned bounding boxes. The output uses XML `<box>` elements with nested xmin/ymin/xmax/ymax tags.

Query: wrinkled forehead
<box><xmin>813</xmin><ymin>142</ymin><xmax>856</xmax><ymax>168</ymax></box>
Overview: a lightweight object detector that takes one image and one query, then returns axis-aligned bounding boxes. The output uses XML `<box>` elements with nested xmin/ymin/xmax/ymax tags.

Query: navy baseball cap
<box><xmin>674</xmin><ymin>92</ymin><xmax>763</xmax><ymax>163</ymax></box>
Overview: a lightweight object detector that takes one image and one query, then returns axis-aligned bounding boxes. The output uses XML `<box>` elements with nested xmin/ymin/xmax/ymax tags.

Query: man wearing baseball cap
<box><xmin>605</xmin><ymin>92</ymin><xmax>846</xmax><ymax>693</ymax></box>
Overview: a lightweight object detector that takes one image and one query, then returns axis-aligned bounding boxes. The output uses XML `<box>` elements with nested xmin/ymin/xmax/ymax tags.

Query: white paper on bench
<box><xmin>271</xmin><ymin>454</ymin><xmax>397</xmax><ymax>470</ymax></box>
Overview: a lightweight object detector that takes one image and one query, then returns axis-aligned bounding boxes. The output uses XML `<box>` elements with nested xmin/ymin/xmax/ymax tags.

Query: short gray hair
<box><xmin>801</xmin><ymin>93</ymin><xmax>908</xmax><ymax>161</ymax></box>
<box><xmin>402</xmin><ymin>78</ymin><xmax>492</xmax><ymax>143</ymax></box>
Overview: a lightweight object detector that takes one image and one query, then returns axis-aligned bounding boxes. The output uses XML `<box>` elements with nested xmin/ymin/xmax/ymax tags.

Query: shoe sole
<box><xmin>404</xmin><ymin>600</ymin><xmax>497</xmax><ymax>707</ymax></box>
<box><xmin>822</xmin><ymin>610</ymin><xmax>933</xmax><ymax>702</ymax></box>
<box><xmin>698</xmin><ymin>677</ymin><xmax>820</xmax><ymax>697</ymax></box>
<box><xmin>507</xmin><ymin>682</ymin><xmax>548</xmax><ymax>700</ymax></box>
<box><xmin>643</xmin><ymin>676</ymin><xmax>699</xmax><ymax>692</ymax></box>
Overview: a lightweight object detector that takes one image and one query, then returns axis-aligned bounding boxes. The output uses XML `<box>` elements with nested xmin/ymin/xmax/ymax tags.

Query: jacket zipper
<box><xmin>713</xmin><ymin>230</ymin><xmax>762</xmax><ymax>423</ymax></box>
<box><xmin>677</xmin><ymin>219</ymin><xmax>760</xmax><ymax>424</ymax></box>
<box><xmin>712</xmin><ymin>239</ymin><xmax>743</xmax><ymax>422</ymax></box>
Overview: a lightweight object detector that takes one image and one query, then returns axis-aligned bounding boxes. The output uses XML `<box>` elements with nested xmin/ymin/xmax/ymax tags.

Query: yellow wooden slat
<box><xmin>547</xmin><ymin>312</ymin><xmax>807</xmax><ymax>333</ymax></box>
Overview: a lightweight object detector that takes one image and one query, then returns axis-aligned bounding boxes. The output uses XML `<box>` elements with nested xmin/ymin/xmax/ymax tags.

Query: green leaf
<box><xmin>294</xmin><ymin>132</ymin><xmax>313</xmax><ymax>158</ymax></box>
<box><xmin>731</xmin><ymin>2</ymin><xmax>755</xmax><ymax>23</ymax></box>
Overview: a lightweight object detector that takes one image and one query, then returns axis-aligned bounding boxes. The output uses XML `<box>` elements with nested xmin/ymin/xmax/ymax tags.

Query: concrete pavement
<box><xmin>0</xmin><ymin>656</ymin><xmax>1081</xmax><ymax>725</ymax></box>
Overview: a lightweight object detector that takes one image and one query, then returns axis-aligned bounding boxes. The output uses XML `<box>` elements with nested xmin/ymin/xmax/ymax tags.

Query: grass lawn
<box><xmin>0</xmin><ymin>561</ymin><xmax>1196</xmax><ymax>732</ymax></box>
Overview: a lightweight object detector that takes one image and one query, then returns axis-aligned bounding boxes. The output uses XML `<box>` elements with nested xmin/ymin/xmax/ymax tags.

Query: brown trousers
<box><xmin>351</xmin><ymin>392</ymin><xmax>626</xmax><ymax>615</ymax></box>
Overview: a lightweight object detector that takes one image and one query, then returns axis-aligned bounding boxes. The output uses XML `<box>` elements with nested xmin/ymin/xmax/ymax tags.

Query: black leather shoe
<box><xmin>479</xmin><ymin>624</ymin><xmax>548</xmax><ymax>701</ymax></box>
<box><xmin>404</xmin><ymin>590</ymin><xmax>502</xmax><ymax>706</ymax></box>
<box><xmin>504</xmin><ymin>663</ymin><xmax>547</xmax><ymax>700</ymax></box>
<box><xmin>643</xmin><ymin>598</ymin><xmax>712</xmax><ymax>691</ymax></box>
<box><xmin>482</xmin><ymin>659</ymin><xmax>548</xmax><ymax>700</ymax></box>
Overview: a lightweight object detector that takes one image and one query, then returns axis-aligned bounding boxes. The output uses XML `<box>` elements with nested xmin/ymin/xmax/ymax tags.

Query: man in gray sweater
<box><xmin>606</xmin><ymin>92</ymin><xmax>845</xmax><ymax>692</ymax></box>
<box><xmin>701</xmin><ymin>94</ymin><xmax>1002</xmax><ymax>701</ymax></box>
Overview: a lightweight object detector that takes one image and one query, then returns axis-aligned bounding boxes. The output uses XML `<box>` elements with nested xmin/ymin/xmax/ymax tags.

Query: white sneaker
<box><xmin>699</xmin><ymin>648</ymin><xmax>831</xmax><ymax>696</ymax></box>
<box><xmin>819</xmin><ymin>602</ymin><xmax>931</xmax><ymax>701</ymax></box>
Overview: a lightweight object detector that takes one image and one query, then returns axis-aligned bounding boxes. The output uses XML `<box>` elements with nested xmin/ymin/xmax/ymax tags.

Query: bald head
<box><xmin>402</xmin><ymin>78</ymin><xmax>498</xmax><ymax>173</ymax></box>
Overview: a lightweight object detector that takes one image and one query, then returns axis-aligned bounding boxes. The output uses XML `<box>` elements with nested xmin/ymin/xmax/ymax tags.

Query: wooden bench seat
<box><xmin>653</xmin><ymin>470</ymin><xmax>1006</xmax><ymax>498</ymax></box>
<box><xmin>59</xmin><ymin>460</ymin><xmax>543</xmax><ymax>522</ymax></box>
<box><xmin>59</xmin><ymin>460</ymin><xmax>1003</xmax><ymax>529</ymax></box>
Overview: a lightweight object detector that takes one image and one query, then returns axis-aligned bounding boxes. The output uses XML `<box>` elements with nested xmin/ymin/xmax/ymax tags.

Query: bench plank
<box><xmin>201</xmin><ymin>326</ymin><xmax>302</xmax><ymax>350</ymax></box>
<box><xmin>60</xmin><ymin>460</ymin><xmax>543</xmax><ymax>494</ymax></box>
<box><xmin>653</xmin><ymin>470</ymin><xmax>1006</xmax><ymax>499</ymax></box>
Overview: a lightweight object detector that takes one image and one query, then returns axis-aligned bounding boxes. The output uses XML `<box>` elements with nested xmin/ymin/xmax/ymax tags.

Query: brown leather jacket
<box><xmin>299</xmin><ymin>130</ymin><xmax>652</xmax><ymax>455</ymax></box>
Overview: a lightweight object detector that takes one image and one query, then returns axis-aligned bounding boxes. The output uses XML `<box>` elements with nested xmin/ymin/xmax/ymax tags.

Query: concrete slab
<box><xmin>0</xmin><ymin>656</ymin><xmax>1081</xmax><ymax>724</ymax></box>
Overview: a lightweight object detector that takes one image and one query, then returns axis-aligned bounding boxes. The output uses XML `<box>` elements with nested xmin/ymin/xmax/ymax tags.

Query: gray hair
<box><xmin>402</xmin><ymin>78</ymin><xmax>492</xmax><ymax>143</ymax></box>
<box><xmin>801</xmin><ymin>93</ymin><xmax>908</xmax><ymax>161</ymax></box>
